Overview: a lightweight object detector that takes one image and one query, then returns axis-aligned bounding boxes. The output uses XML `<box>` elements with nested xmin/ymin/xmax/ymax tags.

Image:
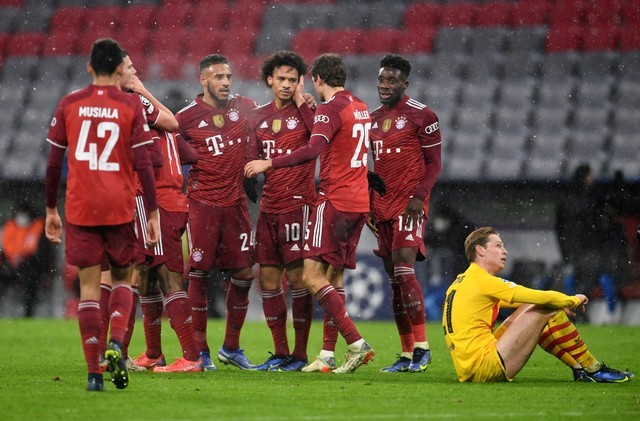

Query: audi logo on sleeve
<box><xmin>425</xmin><ymin>121</ymin><xmax>439</xmax><ymax>134</ymax></box>
<box><xmin>314</xmin><ymin>114</ymin><xmax>330</xmax><ymax>124</ymax></box>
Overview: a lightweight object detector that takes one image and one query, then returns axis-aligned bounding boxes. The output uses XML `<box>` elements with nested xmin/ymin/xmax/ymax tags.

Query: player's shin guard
<box><xmin>188</xmin><ymin>270</ymin><xmax>210</xmax><ymax>353</ymax></box>
<box><xmin>78</xmin><ymin>300</ymin><xmax>102</xmax><ymax>374</ymax></box>
<box><xmin>291</xmin><ymin>287</ymin><xmax>313</xmax><ymax>361</ymax></box>
<box><xmin>395</xmin><ymin>264</ymin><xmax>427</xmax><ymax>343</ymax></box>
<box><xmin>545</xmin><ymin>311</ymin><xmax>598</xmax><ymax>371</ymax></box>
<box><xmin>108</xmin><ymin>283</ymin><xmax>133</xmax><ymax>344</ymax></box>
<box><xmin>98</xmin><ymin>283</ymin><xmax>111</xmax><ymax>355</ymax></box>
<box><xmin>224</xmin><ymin>276</ymin><xmax>253</xmax><ymax>350</ymax></box>
<box><xmin>261</xmin><ymin>288</ymin><xmax>289</xmax><ymax>356</ymax></box>
<box><xmin>390</xmin><ymin>278</ymin><xmax>414</xmax><ymax>353</ymax></box>
<box><xmin>316</xmin><ymin>285</ymin><xmax>361</xmax><ymax>345</ymax></box>
<box><xmin>140</xmin><ymin>292</ymin><xmax>164</xmax><ymax>358</ymax></box>
<box><xmin>165</xmin><ymin>290</ymin><xmax>199</xmax><ymax>361</ymax></box>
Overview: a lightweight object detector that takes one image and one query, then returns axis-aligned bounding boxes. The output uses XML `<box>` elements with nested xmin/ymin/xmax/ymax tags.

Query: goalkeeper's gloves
<box><xmin>367</xmin><ymin>171</ymin><xmax>386</xmax><ymax>197</ymax></box>
<box><xmin>244</xmin><ymin>177</ymin><xmax>258</xmax><ymax>203</ymax></box>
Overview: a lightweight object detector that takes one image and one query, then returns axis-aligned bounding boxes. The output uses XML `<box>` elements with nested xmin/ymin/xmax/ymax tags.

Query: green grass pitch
<box><xmin>0</xmin><ymin>319</ymin><xmax>638</xmax><ymax>420</ymax></box>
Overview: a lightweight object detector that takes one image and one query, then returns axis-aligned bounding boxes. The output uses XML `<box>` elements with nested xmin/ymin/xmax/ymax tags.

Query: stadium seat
<box><xmin>459</xmin><ymin>82</ymin><xmax>497</xmax><ymax>108</ymax></box>
<box><xmin>365</xmin><ymin>1</ymin><xmax>405</xmax><ymax>28</ymax></box>
<box><xmin>343</xmin><ymin>54</ymin><xmax>380</xmax><ymax>82</ymax></box>
<box><xmin>0</xmin><ymin>7</ymin><xmax>20</xmax><ymax>32</ymax></box>
<box><xmin>619</xmin><ymin>27</ymin><xmax>640</xmax><ymax>52</ymax></box>
<box><xmin>615</xmin><ymin>80</ymin><xmax>640</xmax><ymax>109</ymax></box>
<box><xmin>502</xmin><ymin>51</ymin><xmax>540</xmax><ymax>82</ymax></box>
<box><xmin>296</xmin><ymin>4</ymin><xmax>335</xmax><ymax>29</ymax></box>
<box><xmin>468</xmin><ymin>27</ymin><xmax>509</xmax><ymax>54</ymax></box>
<box><xmin>333</xmin><ymin>3</ymin><xmax>369</xmax><ymax>28</ymax></box>
<box><xmin>576</xmin><ymin>52</ymin><xmax>618</xmax><ymax>83</ymax></box>
<box><xmin>446</xmin><ymin>154</ymin><xmax>485</xmax><ymax>180</ymax></box>
<box><xmin>228</xmin><ymin>4</ymin><xmax>263</xmax><ymax>34</ymax></box>
<box><xmin>13</xmin><ymin>6</ymin><xmax>54</xmax><ymax>32</ymax></box>
<box><xmin>584</xmin><ymin>0</ymin><xmax>624</xmax><ymax>27</ymax></box>
<box><xmin>582</xmin><ymin>25</ymin><xmax>620</xmax><ymax>52</ymax></box>
<box><xmin>120</xmin><ymin>4</ymin><xmax>157</xmax><ymax>30</ymax></box>
<box><xmin>454</xmin><ymin>106</ymin><xmax>492</xmax><ymax>136</ymax></box>
<box><xmin>0</xmin><ymin>0</ymin><xmax>24</xmax><ymax>6</ymax></box>
<box><xmin>569</xmin><ymin>131</ymin><xmax>608</xmax><ymax>158</ymax></box>
<box><xmin>289</xmin><ymin>29</ymin><xmax>328</xmax><ymax>64</ymax></box>
<box><xmin>119</xmin><ymin>26</ymin><xmax>152</xmax><ymax>58</ymax></box>
<box><xmin>325</xmin><ymin>28</ymin><xmax>364</xmax><ymax>55</ymax></box>
<box><xmin>434</xmin><ymin>28</ymin><xmax>472</xmax><ymax>54</ymax></box>
<box><xmin>396</xmin><ymin>28</ymin><xmax>437</xmax><ymax>54</ymax></box>
<box><xmin>531</xmin><ymin>107</ymin><xmax>570</xmax><ymax>135</ymax></box>
<box><xmin>183</xmin><ymin>28</ymin><xmax>225</xmax><ymax>63</ymax></box>
<box><xmin>485</xmin><ymin>152</ymin><xmax>524</xmax><ymax>180</ymax></box>
<box><xmin>359</xmin><ymin>29</ymin><xmax>402</xmax><ymax>55</ymax></box>
<box><xmin>572</xmin><ymin>106</ymin><xmax>611</xmax><ymax>137</ymax></box>
<box><xmin>439</xmin><ymin>2</ymin><xmax>478</xmax><ymax>28</ymax></box>
<box><xmin>621</xmin><ymin>1</ymin><xmax>640</xmax><ymax>27</ymax></box>
<box><xmin>506</xmin><ymin>26</ymin><xmax>548</xmax><ymax>52</ymax></box>
<box><xmin>84</xmin><ymin>6</ymin><xmax>121</xmax><ymax>32</ymax></box>
<box><xmin>539</xmin><ymin>53</ymin><xmax>577</xmax><ymax>84</ymax></box>
<box><xmin>475</xmin><ymin>2</ymin><xmax>514</xmax><ymax>27</ymax></box>
<box><xmin>548</xmin><ymin>0</ymin><xmax>585</xmax><ymax>26</ymax></box>
<box><xmin>545</xmin><ymin>25</ymin><xmax>582</xmax><ymax>52</ymax></box>
<box><xmin>49</xmin><ymin>6</ymin><xmax>87</xmax><ymax>33</ymax></box>
<box><xmin>465</xmin><ymin>57</ymin><xmax>502</xmax><ymax>83</ymax></box>
<box><xmin>429</xmin><ymin>52</ymin><xmax>467</xmax><ymax>82</ymax></box>
<box><xmin>404</xmin><ymin>2</ymin><xmax>441</xmax><ymax>30</ymax></box>
<box><xmin>511</xmin><ymin>0</ymin><xmax>549</xmax><ymax>27</ymax></box>
<box><xmin>225</xmin><ymin>30</ymin><xmax>258</xmax><ymax>60</ymax></box>
<box><xmin>77</xmin><ymin>27</ymin><xmax>119</xmax><ymax>55</ymax></box>
<box><xmin>153</xmin><ymin>3</ymin><xmax>192</xmax><ymax>31</ymax></box>
<box><xmin>191</xmin><ymin>5</ymin><xmax>227</xmax><ymax>31</ymax></box>
<box><xmin>524</xmin><ymin>156</ymin><xmax>564</xmax><ymax>180</ymax></box>
<box><xmin>38</xmin><ymin>56</ymin><xmax>74</xmax><ymax>82</ymax></box>
<box><xmin>147</xmin><ymin>27</ymin><xmax>191</xmax><ymax>58</ymax></box>
<box><xmin>42</xmin><ymin>30</ymin><xmax>81</xmax><ymax>56</ymax></box>
<box><xmin>6</xmin><ymin>32</ymin><xmax>45</xmax><ymax>56</ymax></box>
<box><xmin>423</xmin><ymin>83</ymin><xmax>459</xmax><ymax>117</ymax></box>
<box><xmin>574</xmin><ymin>82</ymin><xmax>612</xmax><ymax>108</ymax></box>
<box><xmin>493</xmin><ymin>106</ymin><xmax>530</xmax><ymax>135</ymax></box>
<box><xmin>618</xmin><ymin>52</ymin><xmax>640</xmax><ymax>80</ymax></box>
<box><xmin>528</xmin><ymin>132</ymin><xmax>567</xmax><ymax>159</ymax></box>
<box><xmin>255</xmin><ymin>26</ymin><xmax>294</xmax><ymax>55</ymax></box>
<box><xmin>499</xmin><ymin>82</ymin><xmax>535</xmax><ymax>110</ymax></box>
<box><xmin>612</xmin><ymin>108</ymin><xmax>640</xmax><ymax>135</ymax></box>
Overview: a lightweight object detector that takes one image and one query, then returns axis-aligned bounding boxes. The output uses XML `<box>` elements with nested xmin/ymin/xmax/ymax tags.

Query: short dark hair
<box><xmin>261</xmin><ymin>50</ymin><xmax>308</xmax><ymax>86</ymax></box>
<box><xmin>90</xmin><ymin>38</ymin><xmax>123</xmax><ymax>76</ymax></box>
<box><xmin>380</xmin><ymin>53</ymin><xmax>411</xmax><ymax>78</ymax></box>
<box><xmin>200</xmin><ymin>54</ymin><xmax>228</xmax><ymax>72</ymax></box>
<box><xmin>311</xmin><ymin>53</ymin><xmax>346</xmax><ymax>87</ymax></box>
<box><xmin>121</xmin><ymin>48</ymin><xmax>129</xmax><ymax>58</ymax></box>
<box><xmin>464</xmin><ymin>226</ymin><xmax>499</xmax><ymax>263</ymax></box>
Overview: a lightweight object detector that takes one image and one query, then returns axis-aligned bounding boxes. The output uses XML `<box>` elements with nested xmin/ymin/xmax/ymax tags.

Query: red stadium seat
<box><xmin>404</xmin><ymin>2</ymin><xmax>442</xmax><ymax>30</ymax></box>
<box><xmin>228</xmin><ymin>54</ymin><xmax>263</xmax><ymax>80</ymax></box>
<box><xmin>42</xmin><ymin>30</ymin><xmax>81</xmax><ymax>56</ymax></box>
<box><xmin>582</xmin><ymin>25</ymin><xmax>620</xmax><ymax>51</ymax></box>
<box><xmin>545</xmin><ymin>25</ymin><xmax>582</xmax><ymax>52</ymax></box>
<box><xmin>147</xmin><ymin>27</ymin><xmax>190</xmax><ymax>58</ymax></box>
<box><xmin>84</xmin><ymin>6</ymin><xmax>121</xmax><ymax>33</ymax></box>
<box><xmin>475</xmin><ymin>2</ymin><xmax>514</xmax><ymax>27</ymax></box>
<box><xmin>49</xmin><ymin>7</ymin><xmax>88</xmax><ymax>33</ymax></box>
<box><xmin>228</xmin><ymin>6</ymin><xmax>263</xmax><ymax>34</ymax></box>
<box><xmin>511</xmin><ymin>0</ymin><xmax>550</xmax><ymax>27</ymax></box>
<box><xmin>192</xmin><ymin>4</ymin><xmax>228</xmax><ymax>31</ymax></box>
<box><xmin>119</xmin><ymin>26</ymin><xmax>152</xmax><ymax>58</ymax></box>
<box><xmin>0</xmin><ymin>0</ymin><xmax>24</xmax><ymax>6</ymax></box>
<box><xmin>6</xmin><ymin>32</ymin><xmax>45</xmax><ymax>56</ymax></box>
<box><xmin>326</xmin><ymin>28</ymin><xmax>365</xmax><ymax>55</ymax></box>
<box><xmin>439</xmin><ymin>2</ymin><xmax>478</xmax><ymax>28</ymax></box>
<box><xmin>290</xmin><ymin>29</ymin><xmax>328</xmax><ymax>64</ymax></box>
<box><xmin>121</xmin><ymin>4</ymin><xmax>157</xmax><ymax>30</ymax></box>
<box><xmin>622</xmin><ymin>1</ymin><xmax>640</xmax><ymax>27</ymax></box>
<box><xmin>620</xmin><ymin>26</ymin><xmax>640</xmax><ymax>51</ymax></box>
<box><xmin>359</xmin><ymin>29</ymin><xmax>402</xmax><ymax>55</ymax></box>
<box><xmin>77</xmin><ymin>27</ymin><xmax>118</xmax><ymax>55</ymax></box>
<box><xmin>548</xmin><ymin>0</ymin><xmax>585</xmax><ymax>26</ymax></box>
<box><xmin>153</xmin><ymin>3</ymin><xmax>192</xmax><ymax>31</ymax></box>
<box><xmin>183</xmin><ymin>28</ymin><xmax>226</xmax><ymax>62</ymax></box>
<box><xmin>396</xmin><ymin>27</ymin><xmax>436</xmax><ymax>54</ymax></box>
<box><xmin>584</xmin><ymin>0</ymin><xmax>623</xmax><ymax>27</ymax></box>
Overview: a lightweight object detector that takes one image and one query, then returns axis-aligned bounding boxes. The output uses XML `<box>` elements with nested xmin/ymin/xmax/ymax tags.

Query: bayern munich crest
<box><xmin>192</xmin><ymin>248</ymin><xmax>204</xmax><ymax>262</ymax></box>
<box><xmin>228</xmin><ymin>109</ymin><xmax>240</xmax><ymax>122</ymax></box>
<box><xmin>286</xmin><ymin>117</ymin><xmax>299</xmax><ymax>130</ymax></box>
<box><xmin>396</xmin><ymin>116</ymin><xmax>407</xmax><ymax>129</ymax></box>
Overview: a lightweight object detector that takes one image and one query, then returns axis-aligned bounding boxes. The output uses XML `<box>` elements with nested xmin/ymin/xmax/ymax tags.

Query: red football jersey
<box><xmin>177</xmin><ymin>94</ymin><xmax>257</xmax><ymax>207</ymax></box>
<box><xmin>312</xmin><ymin>90</ymin><xmax>371</xmax><ymax>213</ymax></box>
<box><xmin>46</xmin><ymin>84</ymin><xmax>152</xmax><ymax>226</ymax></box>
<box><xmin>370</xmin><ymin>95</ymin><xmax>442</xmax><ymax>221</ymax></box>
<box><xmin>247</xmin><ymin>101</ymin><xmax>316</xmax><ymax>214</ymax></box>
<box><xmin>155</xmin><ymin>131</ymin><xmax>188</xmax><ymax>212</ymax></box>
<box><xmin>135</xmin><ymin>93</ymin><xmax>162</xmax><ymax>196</ymax></box>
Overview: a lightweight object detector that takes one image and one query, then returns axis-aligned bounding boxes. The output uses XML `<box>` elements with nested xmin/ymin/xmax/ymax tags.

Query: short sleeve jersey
<box><xmin>370</xmin><ymin>96</ymin><xmax>441</xmax><ymax>221</ymax></box>
<box><xmin>46</xmin><ymin>84</ymin><xmax>152</xmax><ymax>226</ymax></box>
<box><xmin>154</xmin><ymin>131</ymin><xmax>188</xmax><ymax>212</ymax></box>
<box><xmin>247</xmin><ymin>101</ymin><xmax>316</xmax><ymax>214</ymax></box>
<box><xmin>312</xmin><ymin>90</ymin><xmax>370</xmax><ymax>213</ymax></box>
<box><xmin>177</xmin><ymin>94</ymin><xmax>257</xmax><ymax>207</ymax></box>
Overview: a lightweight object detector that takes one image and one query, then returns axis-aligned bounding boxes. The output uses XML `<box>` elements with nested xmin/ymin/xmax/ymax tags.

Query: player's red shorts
<box><xmin>186</xmin><ymin>198</ymin><xmax>253</xmax><ymax>271</ymax></box>
<box><xmin>303</xmin><ymin>200</ymin><xmax>366</xmax><ymax>270</ymax></box>
<box><xmin>134</xmin><ymin>196</ymin><xmax>187</xmax><ymax>273</ymax></box>
<box><xmin>255</xmin><ymin>204</ymin><xmax>311</xmax><ymax>266</ymax></box>
<box><xmin>65</xmin><ymin>221</ymin><xmax>136</xmax><ymax>268</ymax></box>
<box><xmin>374</xmin><ymin>214</ymin><xmax>427</xmax><ymax>261</ymax></box>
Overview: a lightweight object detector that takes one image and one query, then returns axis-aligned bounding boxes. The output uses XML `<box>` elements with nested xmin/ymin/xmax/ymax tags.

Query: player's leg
<box><xmin>98</xmin><ymin>257</ymin><xmax>111</xmax><ymax>361</ymax></box>
<box><xmin>282</xmin><ymin>261</ymin><xmax>312</xmax><ymax>371</ymax></box>
<box><xmin>77</xmin><ymin>264</ymin><xmax>105</xmax><ymax>391</ymax></box>
<box><xmin>393</xmin><ymin>247</ymin><xmax>430</xmax><ymax>373</ymax></box>
<box><xmin>133</xmin><ymin>266</ymin><xmax>166</xmax><ymax>369</ymax></box>
<box><xmin>495</xmin><ymin>304</ymin><xmax>555</xmax><ymax>379</ymax></box>
<box><xmin>122</xmin><ymin>264</ymin><xmax>143</xmax><ymax>370</ymax></box>
<box><xmin>254</xmin><ymin>265</ymin><xmax>289</xmax><ymax>370</ymax></box>
<box><xmin>153</xmin><ymin>264</ymin><xmax>202</xmax><ymax>372</ymax></box>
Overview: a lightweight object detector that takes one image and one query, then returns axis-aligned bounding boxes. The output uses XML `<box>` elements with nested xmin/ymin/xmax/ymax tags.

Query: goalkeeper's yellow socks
<box><xmin>541</xmin><ymin>311</ymin><xmax>600</xmax><ymax>372</ymax></box>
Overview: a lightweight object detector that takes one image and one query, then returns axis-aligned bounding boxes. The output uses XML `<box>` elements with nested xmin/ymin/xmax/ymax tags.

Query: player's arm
<box><xmin>175</xmin><ymin>133</ymin><xmax>198</xmax><ymax>165</ymax></box>
<box><xmin>131</xmin><ymin>75</ymin><xmax>179</xmax><ymax>132</ymax></box>
<box><xmin>404</xmin><ymin>113</ymin><xmax>442</xmax><ymax>224</ymax></box>
<box><xmin>293</xmin><ymin>76</ymin><xmax>316</xmax><ymax>132</ymax></box>
<box><xmin>148</xmin><ymin>133</ymin><xmax>164</xmax><ymax>168</ymax></box>
<box><xmin>244</xmin><ymin>135</ymin><xmax>325</xmax><ymax>177</ymax></box>
<box><xmin>509</xmin><ymin>285</ymin><xmax>585</xmax><ymax>310</ymax></box>
<box><xmin>242</xmin><ymin>116</ymin><xmax>261</xmax><ymax>202</ymax></box>
<box><xmin>44</xmin><ymin>144</ymin><xmax>65</xmax><ymax>244</ymax></box>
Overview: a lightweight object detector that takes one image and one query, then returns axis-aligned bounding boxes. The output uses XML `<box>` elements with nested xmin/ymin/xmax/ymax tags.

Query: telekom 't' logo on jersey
<box><xmin>262</xmin><ymin>140</ymin><xmax>276</xmax><ymax>159</ymax></box>
<box><xmin>206</xmin><ymin>134</ymin><xmax>224</xmax><ymax>156</ymax></box>
<box><xmin>373</xmin><ymin>140</ymin><xmax>383</xmax><ymax>161</ymax></box>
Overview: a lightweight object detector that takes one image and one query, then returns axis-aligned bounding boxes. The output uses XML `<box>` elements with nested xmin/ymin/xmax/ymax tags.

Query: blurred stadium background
<box><xmin>0</xmin><ymin>0</ymin><xmax>639</xmax><ymax>323</ymax></box>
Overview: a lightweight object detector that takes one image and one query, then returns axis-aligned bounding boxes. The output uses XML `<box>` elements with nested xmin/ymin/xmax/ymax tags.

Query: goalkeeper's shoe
<box><xmin>270</xmin><ymin>356</ymin><xmax>307</xmax><ymax>372</ymax></box>
<box><xmin>126</xmin><ymin>356</ymin><xmax>148</xmax><ymax>372</ymax></box>
<box><xmin>199</xmin><ymin>351</ymin><xmax>217</xmax><ymax>371</ymax></box>
<box><xmin>333</xmin><ymin>341</ymin><xmax>375</xmax><ymax>374</ymax></box>
<box><xmin>380</xmin><ymin>355</ymin><xmax>411</xmax><ymax>373</ymax></box>
<box><xmin>132</xmin><ymin>352</ymin><xmax>166</xmax><ymax>370</ymax></box>
<box><xmin>86</xmin><ymin>373</ymin><xmax>105</xmax><ymax>392</ymax></box>
<box><xmin>253</xmin><ymin>353</ymin><xmax>287</xmax><ymax>371</ymax></box>
<box><xmin>301</xmin><ymin>355</ymin><xmax>336</xmax><ymax>373</ymax></box>
<box><xmin>218</xmin><ymin>346</ymin><xmax>254</xmax><ymax>370</ymax></box>
<box><xmin>408</xmin><ymin>348</ymin><xmax>432</xmax><ymax>373</ymax></box>
<box><xmin>153</xmin><ymin>357</ymin><xmax>203</xmax><ymax>373</ymax></box>
<box><xmin>574</xmin><ymin>363</ymin><xmax>633</xmax><ymax>383</ymax></box>
<box><xmin>105</xmin><ymin>341</ymin><xmax>129</xmax><ymax>389</ymax></box>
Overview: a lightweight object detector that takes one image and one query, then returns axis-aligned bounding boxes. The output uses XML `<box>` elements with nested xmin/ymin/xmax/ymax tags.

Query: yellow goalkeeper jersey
<box><xmin>442</xmin><ymin>263</ymin><xmax>581</xmax><ymax>382</ymax></box>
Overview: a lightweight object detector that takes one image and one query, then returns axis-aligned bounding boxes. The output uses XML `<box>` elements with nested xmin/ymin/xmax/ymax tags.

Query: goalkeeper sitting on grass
<box><xmin>442</xmin><ymin>226</ymin><xmax>633</xmax><ymax>383</ymax></box>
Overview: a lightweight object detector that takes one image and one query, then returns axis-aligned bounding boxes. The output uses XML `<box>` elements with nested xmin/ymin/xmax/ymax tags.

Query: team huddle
<box><xmin>44</xmin><ymin>38</ymin><xmax>633</xmax><ymax>392</ymax></box>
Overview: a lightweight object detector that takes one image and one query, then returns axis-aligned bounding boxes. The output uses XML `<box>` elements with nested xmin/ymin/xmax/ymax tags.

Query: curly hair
<box><xmin>379</xmin><ymin>53</ymin><xmax>411</xmax><ymax>78</ymax></box>
<box><xmin>260</xmin><ymin>50</ymin><xmax>308</xmax><ymax>86</ymax></box>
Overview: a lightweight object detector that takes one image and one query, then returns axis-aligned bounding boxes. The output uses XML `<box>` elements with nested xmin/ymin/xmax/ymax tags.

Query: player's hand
<box><xmin>367</xmin><ymin>171</ymin><xmax>386</xmax><ymax>197</ymax></box>
<box><xmin>366</xmin><ymin>216</ymin><xmax>379</xmax><ymax>238</ymax></box>
<box><xmin>302</xmin><ymin>93</ymin><xmax>317</xmax><ymax>109</ymax></box>
<box><xmin>145</xmin><ymin>209</ymin><xmax>160</xmax><ymax>249</ymax></box>
<box><xmin>402</xmin><ymin>197</ymin><xmax>424</xmax><ymax>226</ymax></box>
<box><xmin>130</xmin><ymin>75</ymin><xmax>146</xmax><ymax>94</ymax></box>
<box><xmin>45</xmin><ymin>207</ymin><xmax>62</xmax><ymax>244</ymax></box>
<box><xmin>569</xmin><ymin>294</ymin><xmax>588</xmax><ymax>315</ymax></box>
<box><xmin>244</xmin><ymin>160</ymin><xmax>272</xmax><ymax>178</ymax></box>
<box><xmin>244</xmin><ymin>177</ymin><xmax>259</xmax><ymax>203</ymax></box>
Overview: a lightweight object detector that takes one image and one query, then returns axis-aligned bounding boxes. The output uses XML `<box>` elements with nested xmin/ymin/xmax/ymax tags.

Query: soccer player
<box><xmin>442</xmin><ymin>226</ymin><xmax>634</xmax><ymax>383</ymax></box>
<box><xmin>44</xmin><ymin>38</ymin><xmax>160</xmax><ymax>391</ymax></box>
<box><xmin>246</xmin><ymin>51</ymin><xmax>316</xmax><ymax>372</ymax></box>
<box><xmin>245</xmin><ymin>53</ymin><xmax>375</xmax><ymax>374</ymax></box>
<box><xmin>177</xmin><ymin>54</ymin><xmax>258</xmax><ymax>370</ymax></box>
<box><xmin>368</xmin><ymin>54</ymin><xmax>441</xmax><ymax>373</ymax></box>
